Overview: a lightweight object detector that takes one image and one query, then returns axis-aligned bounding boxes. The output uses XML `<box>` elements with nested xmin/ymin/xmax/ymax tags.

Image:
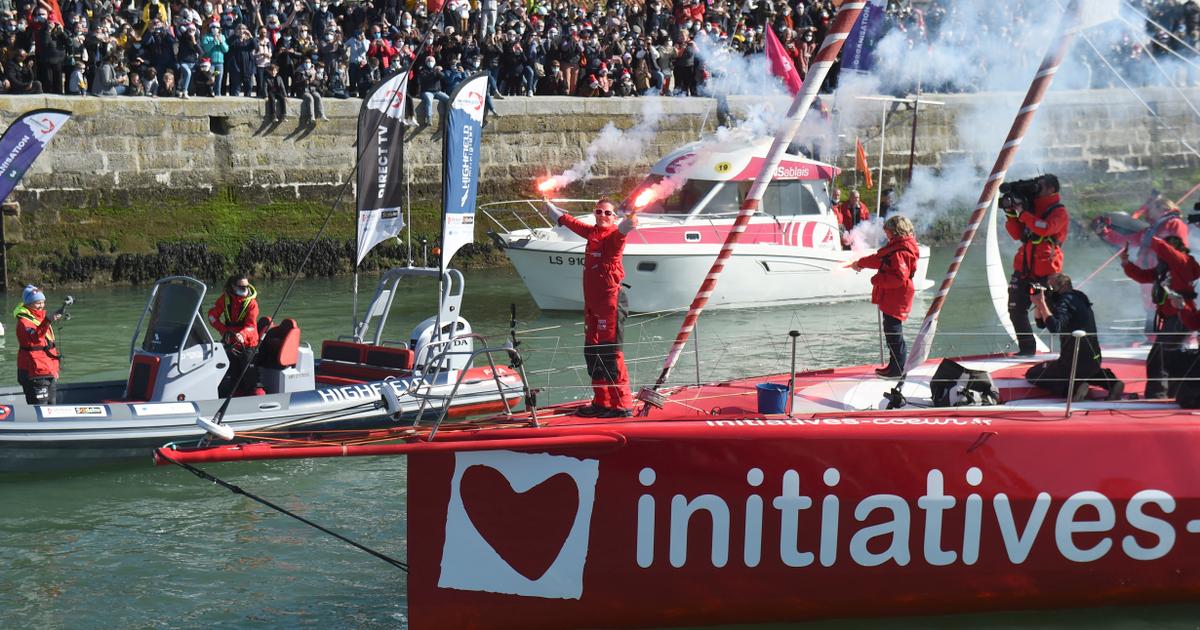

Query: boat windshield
<box><xmin>141</xmin><ymin>281</ymin><xmax>206</xmax><ymax>354</ymax></box>
<box><xmin>631</xmin><ymin>176</ymin><xmax>824</xmax><ymax>217</ymax></box>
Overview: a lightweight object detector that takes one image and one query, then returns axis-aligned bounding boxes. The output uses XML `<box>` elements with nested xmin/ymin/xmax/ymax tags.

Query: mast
<box><xmin>904</xmin><ymin>0</ymin><xmax>1083</xmax><ymax>372</ymax></box>
<box><xmin>639</xmin><ymin>1</ymin><xmax>867</xmax><ymax>406</ymax></box>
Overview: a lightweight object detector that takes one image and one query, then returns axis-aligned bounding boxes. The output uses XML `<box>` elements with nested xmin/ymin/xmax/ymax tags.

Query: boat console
<box><xmin>125</xmin><ymin>276</ymin><xmax>315</xmax><ymax>402</ymax></box>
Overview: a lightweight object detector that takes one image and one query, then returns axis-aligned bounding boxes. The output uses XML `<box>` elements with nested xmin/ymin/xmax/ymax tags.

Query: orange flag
<box><xmin>855</xmin><ymin>137</ymin><xmax>873</xmax><ymax>190</ymax></box>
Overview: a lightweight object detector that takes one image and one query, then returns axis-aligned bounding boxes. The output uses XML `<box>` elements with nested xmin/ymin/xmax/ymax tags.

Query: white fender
<box><xmin>196</xmin><ymin>416</ymin><xmax>236</xmax><ymax>441</ymax></box>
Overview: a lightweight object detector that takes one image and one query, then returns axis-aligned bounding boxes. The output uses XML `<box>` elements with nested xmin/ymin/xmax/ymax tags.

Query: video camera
<box><xmin>998</xmin><ymin>177</ymin><xmax>1042</xmax><ymax>215</ymax></box>
<box><xmin>55</xmin><ymin>295</ymin><xmax>74</xmax><ymax>320</ymax></box>
<box><xmin>1188</xmin><ymin>201</ymin><xmax>1200</xmax><ymax>226</ymax></box>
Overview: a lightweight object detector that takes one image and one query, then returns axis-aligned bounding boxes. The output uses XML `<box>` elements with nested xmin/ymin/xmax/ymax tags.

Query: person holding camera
<box><xmin>1002</xmin><ymin>174</ymin><xmax>1069</xmax><ymax>356</ymax></box>
<box><xmin>1120</xmin><ymin>236</ymin><xmax>1200</xmax><ymax>399</ymax></box>
<box><xmin>208</xmin><ymin>274</ymin><xmax>261</xmax><ymax>398</ymax></box>
<box><xmin>1094</xmin><ymin>197</ymin><xmax>1189</xmax><ymax>336</ymax></box>
<box><xmin>1026</xmin><ymin>273</ymin><xmax>1123</xmax><ymax>402</ymax></box>
<box><xmin>14</xmin><ymin>286</ymin><xmax>64</xmax><ymax>405</ymax></box>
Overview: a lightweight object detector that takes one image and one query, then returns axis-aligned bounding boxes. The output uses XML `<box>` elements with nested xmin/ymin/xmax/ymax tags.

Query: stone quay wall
<box><xmin>2</xmin><ymin>87</ymin><xmax>1199</xmax><ymax>219</ymax></box>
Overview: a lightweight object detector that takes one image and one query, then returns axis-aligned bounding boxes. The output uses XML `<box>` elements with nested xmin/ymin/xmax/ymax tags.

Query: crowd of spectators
<box><xmin>0</xmin><ymin>0</ymin><xmax>1197</xmax><ymax>107</ymax></box>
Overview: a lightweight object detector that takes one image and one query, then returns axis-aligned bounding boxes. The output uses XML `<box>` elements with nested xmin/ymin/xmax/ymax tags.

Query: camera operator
<box><xmin>1094</xmin><ymin>197</ymin><xmax>1188</xmax><ymax>336</ymax></box>
<box><xmin>1002</xmin><ymin>174</ymin><xmax>1068</xmax><ymax>356</ymax></box>
<box><xmin>1026</xmin><ymin>274</ymin><xmax>1123</xmax><ymax>402</ymax></box>
<box><xmin>1120</xmin><ymin>236</ymin><xmax>1200</xmax><ymax>399</ymax></box>
<box><xmin>14</xmin><ymin>286</ymin><xmax>64</xmax><ymax>405</ymax></box>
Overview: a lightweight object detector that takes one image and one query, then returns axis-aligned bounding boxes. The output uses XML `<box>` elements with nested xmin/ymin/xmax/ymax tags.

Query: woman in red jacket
<box><xmin>851</xmin><ymin>215</ymin><xmax>921</xmax><ymax>378</ymax></box>
<box><xmin>14</xmin><ymin>285</ymin><xmax>63</xmax><ymax>404</ymax></box>
<box><xmin>208</xmin><ymin>274</ymin><xmax>261</xmax><ymax>397</ymax></box>
<box><xmin>1121</xmin><ymin>236</ymin><xmax>1200</xmax><ymax>398</ymax></box>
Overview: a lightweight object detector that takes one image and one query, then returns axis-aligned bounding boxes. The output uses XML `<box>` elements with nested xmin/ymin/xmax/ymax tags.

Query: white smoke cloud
<box><xmin>540</xmin><ymin>96</ymin><xmax>666</xmax><ymax>191</ymax></box>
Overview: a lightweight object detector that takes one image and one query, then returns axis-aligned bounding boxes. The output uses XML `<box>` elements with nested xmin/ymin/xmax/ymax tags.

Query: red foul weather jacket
<box><xmin>1121</xmin><ymin>236</ymin><xmax>1200</xmax><ymax>320</ymax></box>
<box><xmin>207</xmin><ymin>289</ymin><xmax>261</xmax><ymax>348</ymax></box>
<box><xmin>856</xmin><ymin>234</ymin><xmax>920</xmax><ymax>321</ymax></box>
<box><xmin>834</xmin><ymin>200</ymin><xmax>870</xmax><ymax>233</ymax></box>
<box><xmin>556</xmin><ymin>213</ymin><xmax>630</xmax><ymax>301</ymax></box>
<box><xmin>14</xmin><ymin>305</ymin><xmax>60</xmax><ymax>378</ymax></box>
<box><xmin>1101</xmin><ymin>209</ymin><xmax>1189</xmax><ymax>269</ymax></box>
<box><xmin>1005</xmin><ymin>192</ymin><xmax>1068</xmax><ymax>278</ymax></box>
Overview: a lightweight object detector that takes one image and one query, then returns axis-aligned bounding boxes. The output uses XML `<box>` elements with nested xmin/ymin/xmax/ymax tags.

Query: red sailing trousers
<box><xmin>584</xmin><ymin>286</ymin><xmax>631</xmax><ymax>410</ymax></box>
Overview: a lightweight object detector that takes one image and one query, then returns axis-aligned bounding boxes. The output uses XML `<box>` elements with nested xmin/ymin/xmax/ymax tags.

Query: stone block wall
<box><xmin>1</xmin><ymin>87</ymin><xmax>1198</xmax><ymax>217</ymax></box>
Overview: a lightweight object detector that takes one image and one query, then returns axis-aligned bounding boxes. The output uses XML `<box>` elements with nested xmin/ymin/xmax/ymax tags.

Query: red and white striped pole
<box><xmin>904</xmin><ymin>0</ymin><xmax>1082</xmax><ymax>373</ymax></box>
<box><xmin>638</xmin><ymin>2</ymin><xmax>867</xmax><ymax>409</ymax></box>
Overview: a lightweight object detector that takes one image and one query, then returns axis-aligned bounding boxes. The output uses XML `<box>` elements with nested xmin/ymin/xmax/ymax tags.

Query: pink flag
<box><xmin>764</xmin><ymin>26</ymin><xmax>803</xmax><ymax>95</ymax></box>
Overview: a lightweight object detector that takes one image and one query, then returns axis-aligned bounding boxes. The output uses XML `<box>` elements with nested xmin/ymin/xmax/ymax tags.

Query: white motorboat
<box><xmin>486</xmin><ymin>131</ymin><xmax>932</xmax><ymax>312</ymax></box>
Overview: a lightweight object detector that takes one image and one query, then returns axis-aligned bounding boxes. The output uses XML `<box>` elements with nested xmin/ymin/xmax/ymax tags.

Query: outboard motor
<box><xmin>410</xmin><ymin>317</ymin><xmax>474</xmax><ymax>372</ymax></box>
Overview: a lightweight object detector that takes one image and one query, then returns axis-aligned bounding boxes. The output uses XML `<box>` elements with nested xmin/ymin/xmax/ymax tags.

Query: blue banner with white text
<box><xmin>0</xmin><ymin>109</ymin><xmax>71</xmax><ymax>204</ymax></box>
<box><xmin>440</xmin><ymin>72</ymin><xmax>489</xmax><ymax>272</ymax></box>
<box><xmin>843</xmin><ymin>0</ymin><xmax>886</xmax><ymax>73</ymax></box>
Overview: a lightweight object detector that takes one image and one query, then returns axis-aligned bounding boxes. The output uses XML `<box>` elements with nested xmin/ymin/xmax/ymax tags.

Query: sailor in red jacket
<box><xmin>1004</xmin><ymin>174</ymin><xmax>1069</xmax><ymax>356</ymax></box>
<box><xmin>851</xmin><ymin>215</ymin><xmax>920</xmax><ymax>378</ymax></box>
<box><xmin>1121</xmin><ymin>236</ymin><xmax>1200</xmax><ymax>398</ymax></box>
<box><xmin>1095</xmin><ymin>197</ymin><xmax>1189</xmax><ymax>335</ymax></box>
<box><xmin>208</xmin><ymin>274</ymin><xmax>261</xmax><ymax>397</ymax></box>
<box><xmin>544</xmin><ymin>198</ymin><xmax>638</xmax><ymax>416</ymax></box>
<box><xmin>14</xmin><ymin>285</ymin><xmax>63</xmax><ymax>404</ymax></box>
<box><xmin>834</xmin><ymin>189</ymin><xmax>871</xmax><ymax>249</ymax></box>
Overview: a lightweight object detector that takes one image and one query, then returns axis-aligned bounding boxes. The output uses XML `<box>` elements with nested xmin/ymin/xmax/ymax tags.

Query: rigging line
<box><xmin>1077</xmin><ymin>30</ymin><xmax>1200</xmax><ymax>162</ymax></box>
<box><xmin>209</xmin><ymin>19</ymin><xmax>443</xmax><ymax>427</ymax></box>
<box><xmin>1129</xmin><ymin>21</ymin><xmax>1200</xmax><ymax>122</ymax></box>
<box><xmin>1119</xmin><ymin>0</ymin><xmax>1200</xmax><ymax>59</ymax></box>
<box><xmin>158</xmin><ymin>450</ymin><xmax>408</xmax><ymax>572</ymax></box>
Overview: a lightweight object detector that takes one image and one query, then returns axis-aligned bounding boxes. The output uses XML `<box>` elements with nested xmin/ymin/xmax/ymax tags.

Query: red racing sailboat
<box><xmin>157</xmin><ymin>1</ymin><xmax>1200</xmax><ymax>627</ymax></box>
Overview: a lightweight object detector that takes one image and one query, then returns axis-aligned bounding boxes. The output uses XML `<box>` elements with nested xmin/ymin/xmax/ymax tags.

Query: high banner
<box><xmin>842</xmin><ymin>0</ymin><xmax>886</xmax><ymax>73</ymax></box>
<box><xmin>355</xmin><ymin>69</ymin><xmax>409</xmax><ymax>266</ymax></box>
<box><xmin>440</xmin><ymin>72</ymin><xmax>488</xmax><ymax>272</ymax></box>
<box><xmin>0</xmin><ymin>109</ymin><xmax>71</xmax><ymax>204</ymax></box>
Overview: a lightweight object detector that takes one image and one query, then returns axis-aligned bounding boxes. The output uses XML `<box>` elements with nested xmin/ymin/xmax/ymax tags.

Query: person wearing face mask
<box><xmin>346</xmin><ymin>29</ymin><xmax>367</xmax><ymax>95</ymax></box>
<box><xmin>796</xmin><ymin>28</ymin><xmax>816</xmax><ymax>77</ymax></box>
<box><xmin>209</xmin><ymin>274</ymin><xmax>262</xmax><ymax>398</ymax></box>
<box><xmin>295</xmin><ymin>56</ymin><xmax>327</xmax><ymax>123</ymax></box>
<box><xmin>365</xmin><ymin>27</ymin><xmax>397</xmax><ymax>71</ymax></box>
<box><xmin>14</xmin><ymin>285</ymin><xmax>64</xmax><ymax>405</ymax></box>
<box><xmin>200</xmin><ymin>21</ymin><xmax>228</xmax><ymax>95</ymax></box>
<box><xmin>542</xmin><ymin>198</ymin><xmax>639</xmax><ymax>417</ymax></box>
<box><xmin>416</xmin><ymin>55</ymin><xmax>448</xmax><ymax>132</ymax></box>
<box><xmin>227</xmin><ymin>24</ymin><xmax>255</xmax><ymax>96</ymax></box>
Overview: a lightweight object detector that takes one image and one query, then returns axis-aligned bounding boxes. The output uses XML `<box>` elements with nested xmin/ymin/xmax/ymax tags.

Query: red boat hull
<box><xmin>408</xmin><ymin>412</ymin><xmax>1200</xmax><ymax>628</ymax></box>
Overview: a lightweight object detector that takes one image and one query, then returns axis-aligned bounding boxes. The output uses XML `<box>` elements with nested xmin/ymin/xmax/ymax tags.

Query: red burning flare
<box><xmin>632</xmin><ymin>188</ymin><xmax>658</xmax><ymax>209</ymax></box>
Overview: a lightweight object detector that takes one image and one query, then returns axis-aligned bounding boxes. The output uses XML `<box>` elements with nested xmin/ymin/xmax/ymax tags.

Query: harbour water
<box><xmin>2</xmin><ymin>240</ymin><xmax>1196</xmax><ymax>628</ymax></box>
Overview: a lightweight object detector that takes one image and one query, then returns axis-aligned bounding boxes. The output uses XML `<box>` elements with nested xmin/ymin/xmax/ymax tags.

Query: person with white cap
<box><xmin>13</xmin><ymin>285</ymin><xmax>63</xmax><ymax>405</ymax></box>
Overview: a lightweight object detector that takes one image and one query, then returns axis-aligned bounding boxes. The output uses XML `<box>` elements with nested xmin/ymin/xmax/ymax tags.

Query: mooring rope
<box><xmin>158</xmin><ymin>450</ymin><xmax>408</xmax><ymax>572</ymax></box>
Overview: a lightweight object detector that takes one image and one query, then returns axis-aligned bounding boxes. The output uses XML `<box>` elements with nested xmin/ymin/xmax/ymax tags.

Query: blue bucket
<box><xmin>756</xmin><ymin>383</ymin><xmax>790</xmax><ymax>415</ymax></box>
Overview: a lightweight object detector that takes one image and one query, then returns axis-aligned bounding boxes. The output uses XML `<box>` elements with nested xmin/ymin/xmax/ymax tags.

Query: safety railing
<box><xmin>407</xmin><ymin>332</ymin><xmax>539</xmax><ymax>439</ymax></box>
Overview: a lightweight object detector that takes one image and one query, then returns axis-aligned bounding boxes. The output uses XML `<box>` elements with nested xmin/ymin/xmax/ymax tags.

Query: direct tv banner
<box><xmin>843</xmin><ymin>0</ymin><xmax>886</xmax><ymax>73</ymax></box>
<box><xmin>0</xmin><ymin>108</ymin><xmax>71</xmax><ymax>204</ymax></box>
<box><xmin>439</xmin><ymin>72</ymin><xmax>488</xmax><ymax>272</ymax></box>
<box><xmin>355</xmin><ymin>70</ymin><xmax>408</xmax><ymax>266</ymax></box>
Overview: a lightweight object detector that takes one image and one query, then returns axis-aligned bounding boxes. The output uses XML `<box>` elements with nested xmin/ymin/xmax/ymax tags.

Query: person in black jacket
<box><xmin>227</xmin><ymin>24</ymin><xmax>256</xmax><ymax>96</ymax></box>
<box><xmin>1025</xmin><ymin>273</ymin><xmax>1124</xmax><ymax>401</ymax></box>
<box><xmin>34</xmin><ymin>14</ymin><xmax>68</xmax><ymax>94</ymax></box>
<box><xmin>415</xmin><ymin>56</ymin><xmax>448</xmax><ymax>129</ymax></box>
<box><xmin>264</xmin><ymin>63</ymin><xmax>288</xmax><ymax>121</ymax></box>
<box><xmin>6</xmin><ymin>49</ymin><xmax>43</xmax><ymax>94</ymax></box>
<box><xmin>140</xmin><ymin>19</ymin><xmax>176</xmax><ymax>89</ymax></box>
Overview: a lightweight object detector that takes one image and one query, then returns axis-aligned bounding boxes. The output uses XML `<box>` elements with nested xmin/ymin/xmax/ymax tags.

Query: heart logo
<box><xmin>460</xmin><ymin>465</ymin><xmax>581</xmax><ymax>582</ymax></box>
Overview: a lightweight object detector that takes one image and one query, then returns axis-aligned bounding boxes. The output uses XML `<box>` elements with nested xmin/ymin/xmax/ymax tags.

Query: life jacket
<box><xmin>1013</xmin><ymin>193</ymin><xmax>1068</xmax><ymax>278</ymax></box>
<box><xmin>14</xmin><ymin>304</ymin><xmax>60</xmax><ymax>378</ymax></box>
<box><xmin>223</xmin><ymin>284</ymin><xmax>257</xmax><ymax>327</ymax></box>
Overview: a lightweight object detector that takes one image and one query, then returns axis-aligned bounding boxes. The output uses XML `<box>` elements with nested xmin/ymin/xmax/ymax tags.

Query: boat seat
<box><xmin>315</xmin><ymin>361</ymin><xmax>410</xmax><ymax>384</ymax></box>
<box><xmin>258</xmin><ymin>318</ymin><xmax>301</xmax><ymax>370</ymax></box>
<box><xmin>108</xmin><ymin>354</ymin><xmax>160</xmax><ymax>402</ymax></box>
<box><xmin>319</xmin><ymin>341</ymin><xmax>415</xmax><ymax>370</ymax></box>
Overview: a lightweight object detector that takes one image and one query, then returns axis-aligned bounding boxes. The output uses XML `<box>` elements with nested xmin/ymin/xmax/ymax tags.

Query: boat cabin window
<box><xmin>634</xmin><ymin>177</ymin><xmax>722</xmax><ymax>215</ymax></box>
<box><xmin>739</xmin><ymin>181</ymin><xmax>822</xmax><ymax>216</ymax></box>
<box><xmin>632</xmin><ymin>177</ymin><xmax>822</xmax><ymax>217</ymax></box>
<box><xmin>141</xmin><ymin>281</ymin><xmax>205</xmax><ymax>354</ymax></box>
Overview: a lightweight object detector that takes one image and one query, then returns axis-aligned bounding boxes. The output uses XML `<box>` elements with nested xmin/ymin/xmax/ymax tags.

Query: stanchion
<box><xmin>787</xmin><ymin>330</ymin><xmax>799</xmax><ymax>417</ymax></box>
<box><xmin>1065</xmin><ymin>329</ymin><xmax>1086</xmax><ymax>417</ymax></box>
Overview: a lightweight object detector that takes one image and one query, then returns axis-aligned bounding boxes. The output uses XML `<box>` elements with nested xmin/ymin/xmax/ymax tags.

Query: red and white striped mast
<box><xmin>904</xmin><ymin>0</ymin><xmax>1084</xmax><ymax>372</ymax></box>
<box><xmin>638</xmin><ymin>1</ymin><xmax>868</xmax><ymax>409</ymax></box>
